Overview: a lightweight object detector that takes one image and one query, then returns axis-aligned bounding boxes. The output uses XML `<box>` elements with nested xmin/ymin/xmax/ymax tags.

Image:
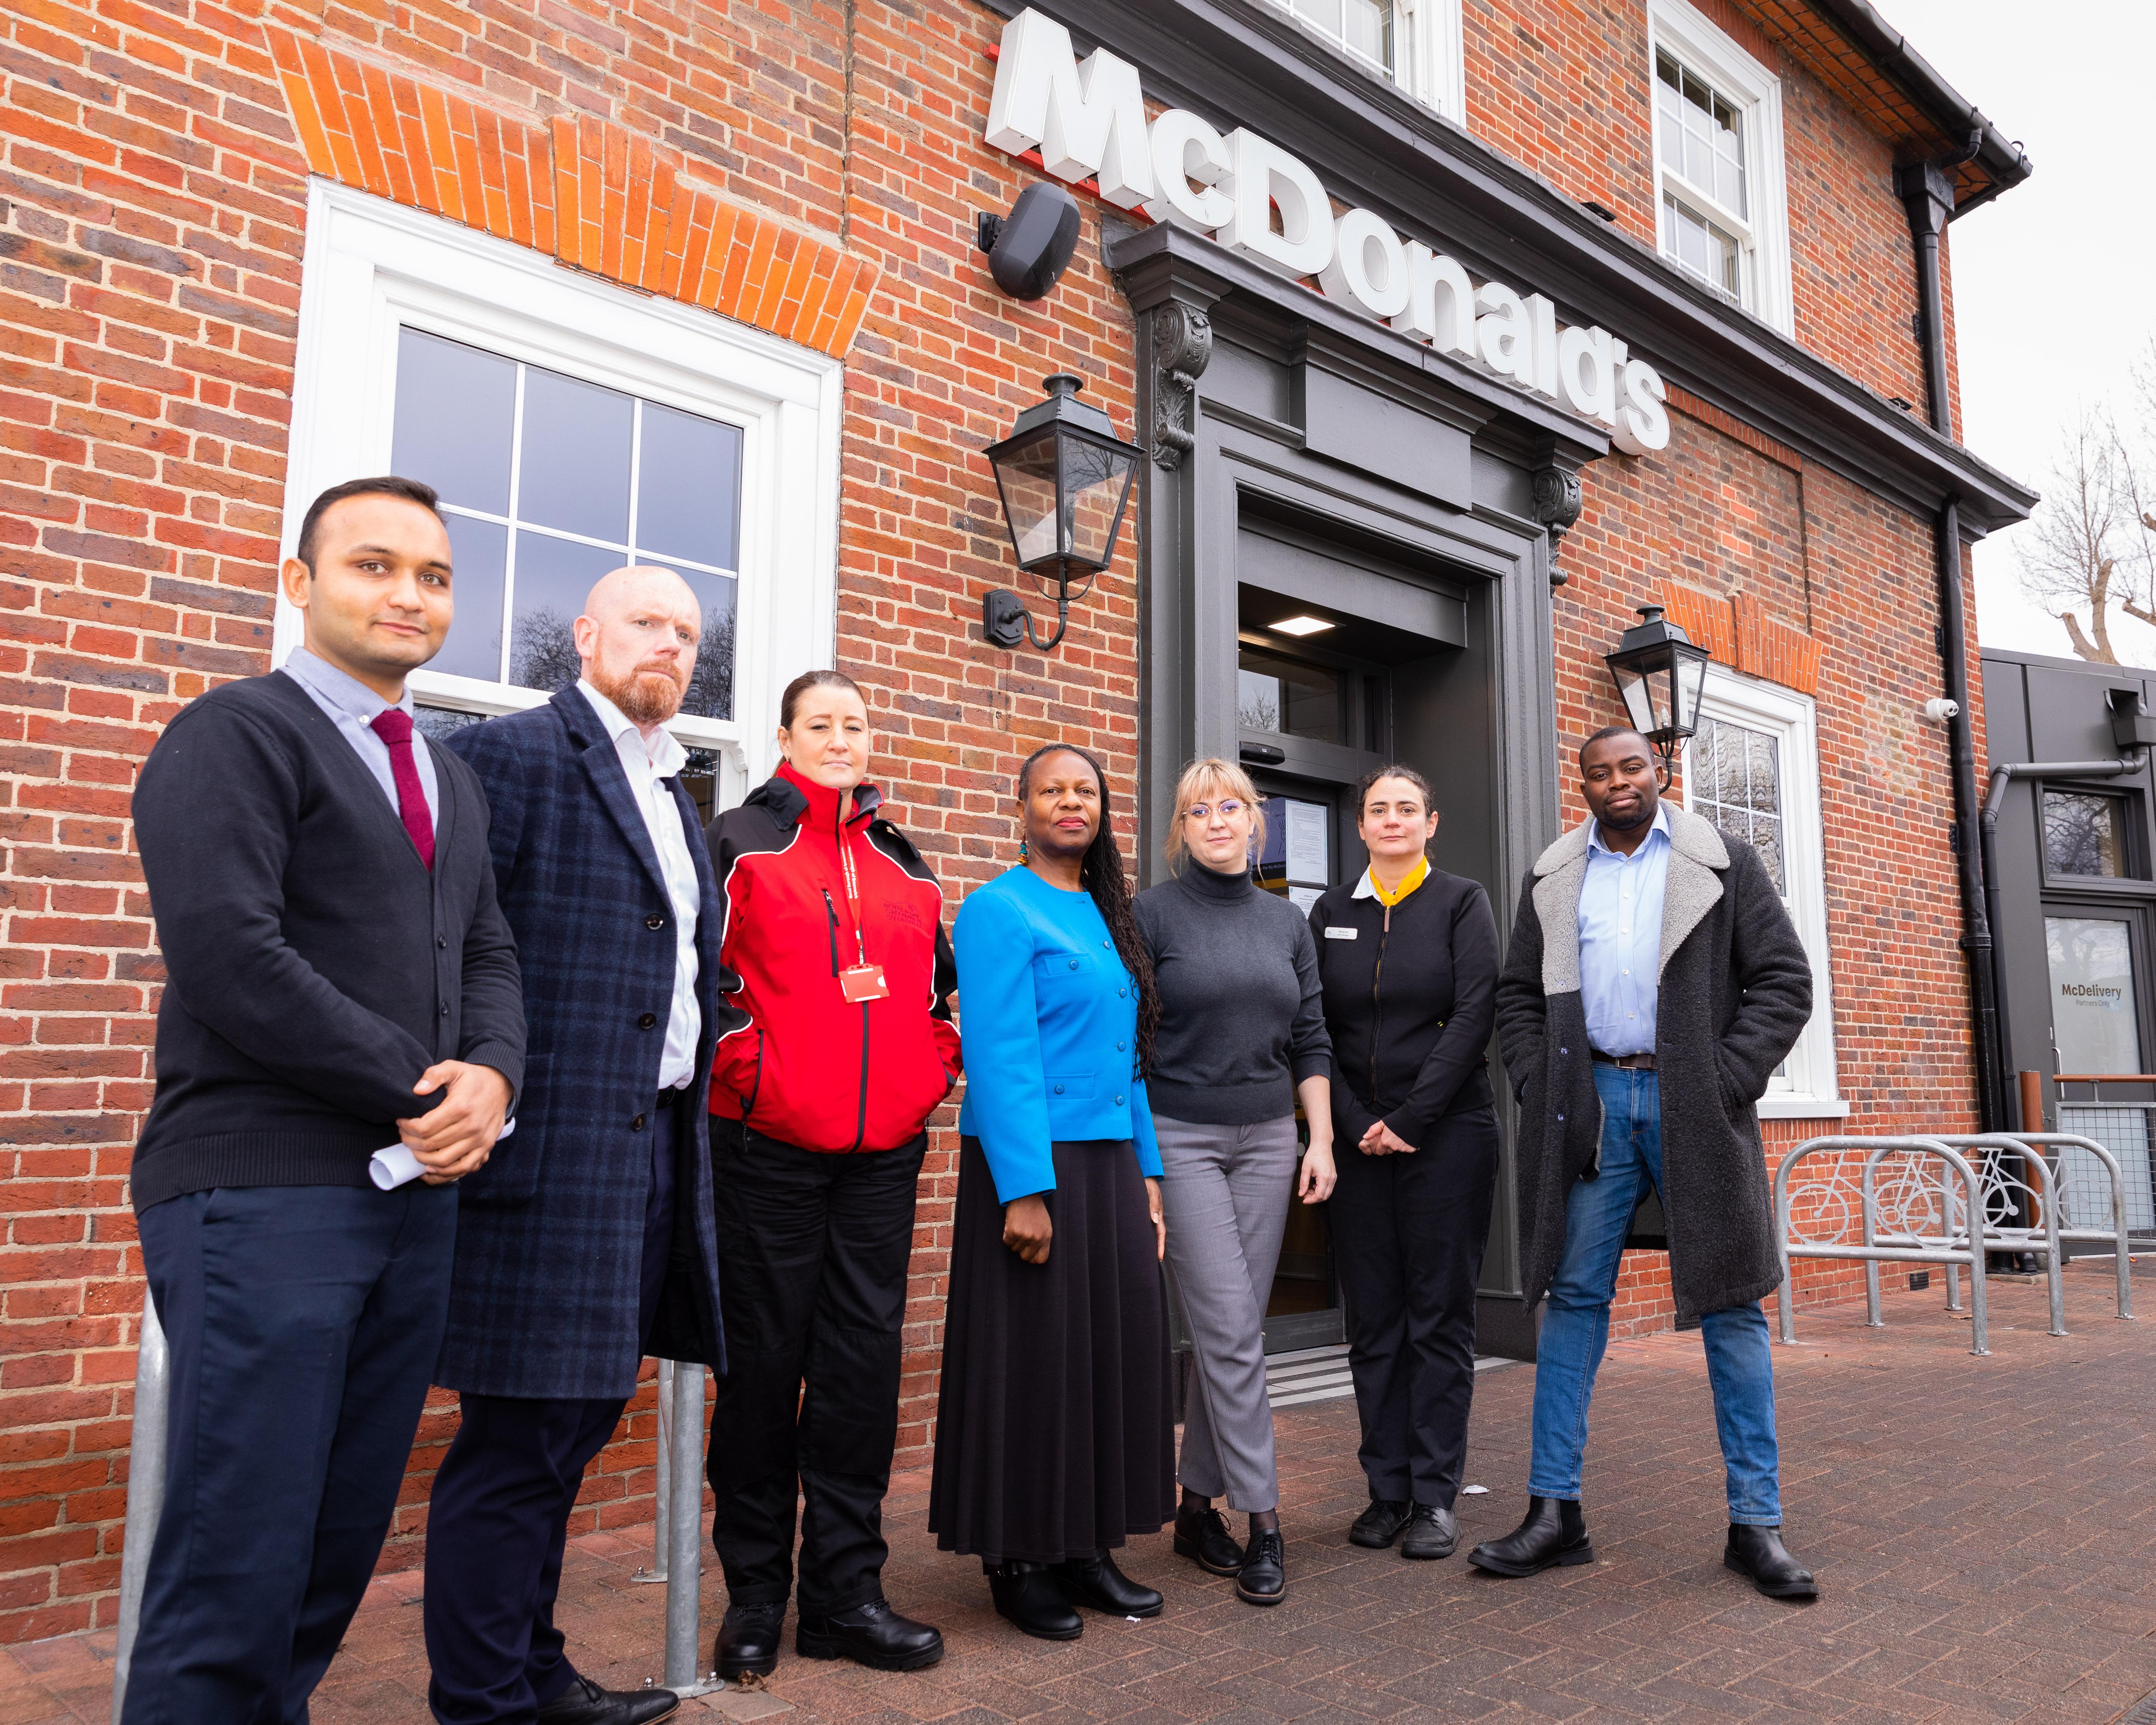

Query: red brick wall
<box><xmin>0</xmin><ymin>0</ymin><xmax>1987</xmax><ymax>1644</ymax></box>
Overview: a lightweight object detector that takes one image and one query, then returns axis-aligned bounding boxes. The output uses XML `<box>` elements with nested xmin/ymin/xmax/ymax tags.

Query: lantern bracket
<box><xmin>983</xmin><ymin>575</ymin><xmax>1074</xmax><ymax>653</ymax></box>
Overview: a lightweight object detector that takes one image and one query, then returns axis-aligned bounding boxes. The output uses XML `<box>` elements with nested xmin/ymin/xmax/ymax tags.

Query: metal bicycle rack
<box><xmin>1773</xmin><ymin>1136</ymin><xmax>1993</xmax><ymax>1354</ymax></box>
<box><xmin>108</xmin><ymin>1307</ymin><xmax>723</xmax><ymax>1720</ymax></box>
<box><xmin>1993</xmin><ymin>1133</ymin><xmax>2135</xmax><ymax>1321</ymax></box>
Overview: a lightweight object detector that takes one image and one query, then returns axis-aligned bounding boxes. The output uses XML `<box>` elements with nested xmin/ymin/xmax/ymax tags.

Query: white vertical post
<box><xmin>111</xmin><ymin>1291</ymin><xmax>170</xmax><ymax>1725</ymax></box>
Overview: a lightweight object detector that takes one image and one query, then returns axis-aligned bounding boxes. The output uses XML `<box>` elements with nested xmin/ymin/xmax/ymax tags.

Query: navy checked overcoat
<box><xmin>435</xmin><ymin>686</ymin><xmax>725</xmax><ymax>1399</ymax></box>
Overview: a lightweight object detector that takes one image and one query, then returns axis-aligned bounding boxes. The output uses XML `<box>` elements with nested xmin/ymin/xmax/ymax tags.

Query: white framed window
<box><xmin>1264</xmin><ymin>0</ymin><xmax>1465</xmax><ymax>124</ymax></box>
<box><xmin>275</xmin><ymin>180</ymin><xmax>844</xmax><ymax>809</ymax></box>
<box><xmin>1682</xmin><ymin>669</ymin><xmax>1843</xmax><ymax>1117</ymax></box>
<box><xmin>1647</xmin><ymin>0</ymin><xmax>1793</xmax><ymax>335</ymax></box>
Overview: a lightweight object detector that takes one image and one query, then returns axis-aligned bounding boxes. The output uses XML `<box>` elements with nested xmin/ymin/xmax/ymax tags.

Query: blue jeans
<box><xmin>1527</xmin><ymin>1064</ymin><xmax>1782</xmax><ymax>1525</ymax></box>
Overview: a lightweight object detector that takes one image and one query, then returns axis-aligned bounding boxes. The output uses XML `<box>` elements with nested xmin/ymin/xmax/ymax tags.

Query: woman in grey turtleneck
<box><xmin>1132</xmin><ymin>758</ymin><xmax>1335</xmax><ymax>1608</ymax></box>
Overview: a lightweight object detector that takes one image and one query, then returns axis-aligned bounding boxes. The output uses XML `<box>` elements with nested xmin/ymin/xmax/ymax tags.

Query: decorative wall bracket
<box><xmin>1149</xmin><ymin>302</ymin><xmax>1214</xmax><ymax>469</ymax></box>
<box><xmin>1531</xmin><ymin>464</ymin><xmax>1584</xmax><ymax>587</ymax></box>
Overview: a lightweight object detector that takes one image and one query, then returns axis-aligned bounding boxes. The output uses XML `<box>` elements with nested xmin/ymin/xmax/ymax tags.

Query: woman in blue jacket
<box><xmin>929</xmin><ymin>743</ymin><xmax>1174</xmax><ymax>1641</ymax></box>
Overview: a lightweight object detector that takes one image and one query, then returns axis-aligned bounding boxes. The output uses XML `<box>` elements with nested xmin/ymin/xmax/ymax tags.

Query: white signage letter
<box><xmin>1558</xmin><ymin>325</ymin><xmax>1619</xmax><ymax>426</ymax></box>
<box><xmin>1218</xmin><ymin>128</ymin><xmax>1335</xmax><ymax>281</ymax></box>
<box><xmin>1391</xmin><ymin>243</ymin><xmax>1478</xmax><ymax>362</ymax></box>
<box><xmin>1524</xmin><ymin>294</ymin><xmax>1560</xmax><ymax>399</ymax></box>
<box><xmin>1474</xmin><ymin>281</ymin><xmax>1529</xmax><ymax>379</ymax></box>
<box><xmin>985</xmin><ymin>11</ymin><xmax>1157</xmax><ymax>210</ymax></box>
<box><xmin>1319</xmin><ymin>208</ymin><xmax>1411</xmax><ymax>321</ymax></box>
<box><xmin>1613</xmin><ymin>356</ymin><xmax>1671</xmax><ymax>454</ymax></box>
<box><xmin>1142</xmin><ymin>109</ymin><xmax>1235</xmax><ymax>234</ymax></box>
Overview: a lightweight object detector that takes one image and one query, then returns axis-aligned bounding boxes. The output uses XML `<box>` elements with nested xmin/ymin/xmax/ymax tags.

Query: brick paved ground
<box><xmin>9</xmin><ymin>1258</ymin><xmax>2153</xmax><ymax>1724</ymax></box>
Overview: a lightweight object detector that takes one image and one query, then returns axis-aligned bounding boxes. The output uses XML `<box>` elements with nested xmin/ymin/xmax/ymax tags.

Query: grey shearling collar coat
<box><xmin>1495</xmin><ymin>805</ymin><xmax>1813</xmax><ymax>1326</ymax></box>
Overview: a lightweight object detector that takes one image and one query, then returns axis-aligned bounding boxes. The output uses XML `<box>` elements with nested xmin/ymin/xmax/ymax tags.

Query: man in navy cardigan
<box><xmin>425</xmin><ymin>566</ymin><xmax>725</xmax><ymax>1725</ymax></box>
<box><xmin>126</xmin><ymin>476</ymin><xmax>524</xmax><ymax>1725</ymax></box>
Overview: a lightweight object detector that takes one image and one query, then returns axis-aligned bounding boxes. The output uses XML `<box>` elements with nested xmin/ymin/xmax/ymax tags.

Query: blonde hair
<box><xmin>1164</xmin><ymin>756</ymin><xmax>1268</xmax><ymax>868</ymax></box>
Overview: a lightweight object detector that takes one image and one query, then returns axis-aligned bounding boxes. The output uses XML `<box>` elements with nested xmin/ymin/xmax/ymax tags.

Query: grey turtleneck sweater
<box><xmin>1133</xmin><ymin>860</ymin><xmax>1332</xmax><ymax>1125</ymax></box>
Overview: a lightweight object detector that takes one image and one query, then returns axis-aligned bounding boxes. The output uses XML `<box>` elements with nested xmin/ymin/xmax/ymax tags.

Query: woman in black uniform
<box><xmin>1308</xmin><ymin>764</ymin><xmax>1501</xmax><ymax>1562</ymax></box>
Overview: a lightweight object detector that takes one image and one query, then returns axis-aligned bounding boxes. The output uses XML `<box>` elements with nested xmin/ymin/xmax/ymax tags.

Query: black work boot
<box><xmin>1724</xmin><ymin>1524</ymin><xmax>1818</xmax><ymax>1600</ymax></box>
<box><xmin>987</xmin><ymin>1560</ymin><xmax>1083</xmax><ymax>1640</ymax></box>
<box><xmin>713</xmin><ymin>1601</ymin><xmax>784</xmax><ymax>1678</ymax></box>
<box><xmin>1399</xmin><ymin>1503</ymin><xmax>1458</xmax><ymax>1560</ymax></box>
<box><xmin>1348</xmin><ymin>1498</ymin><xmax>1411</xmax><ymax>1549</ymax></box>
<box><xmin>1049</xmin><ymin>1549</ymin><xmax>1164</xmax><ymax>1617</ymax></box>
<box><xmin>1234</xmin><ymin>1527</ymin><xmax>1285</xmax><ymax>1605</ymax></box>
<box><xmin>795</xmin><ymin>1599</ymin><xmax>945</xmax><ymax>1670</ymax></box>
<box><xmin>1465</xmin><ymin>1496</ymin><xmax>1592</xmax><ymax>1578</ymax></box>
<box><xmin>1172</xmin><ymin>1502</ymin><xmax>1245</xmax><ymax>1576</ymax></box>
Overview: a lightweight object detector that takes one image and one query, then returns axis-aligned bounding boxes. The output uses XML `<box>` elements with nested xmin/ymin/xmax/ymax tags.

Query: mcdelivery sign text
<box><xmin>984</xmin><ymin>9</ymin><xmax>1671</xmax><ymax>455</ymax></box>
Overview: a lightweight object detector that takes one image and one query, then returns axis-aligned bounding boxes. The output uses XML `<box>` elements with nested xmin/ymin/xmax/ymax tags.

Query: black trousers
<box><xmin>1328</xmin><ymin>1104</ymin><xmax>1499</xmax><ymax>1508</ymax></box>
<box><xmin>123</xmin><ymin>1180</ymin><xmax>456</xmax><ymax>1725</ymax></box>
<box><xmin>706</xmin><ymin>1119</ymin><xmax>924</xmax><ymax>1615</ymax></box>
<box><xmin>424</xmin><ymin>1102</ymin><xmax>678</xmax><ymax>1724</ymax></box>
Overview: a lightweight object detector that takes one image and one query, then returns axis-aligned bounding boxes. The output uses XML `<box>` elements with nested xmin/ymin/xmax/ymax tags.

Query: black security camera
<box><xmin>975</xmin><ymin>182</ymin><xmax>1082</xmax><ymax>301</ymax></box>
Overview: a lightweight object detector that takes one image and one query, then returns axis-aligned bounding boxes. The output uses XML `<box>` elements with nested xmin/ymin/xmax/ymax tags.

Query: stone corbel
<box><xmin>1149</xmin><ymin>301</ymin><xmax>1214</xmax><ymax>469</ymax></box>
<box><xmin>1531</xmin><ymin>464</ymin><xmax>1585</xmax><ymax>587</ymax></box>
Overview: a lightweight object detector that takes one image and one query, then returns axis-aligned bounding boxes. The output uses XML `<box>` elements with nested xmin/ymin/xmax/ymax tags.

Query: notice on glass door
<box><xmin>1287</xmin><ymin>885</ymin><xmax>1322</xmax><ymax>917</ymax></box>
<box><xmin>1285</xmin><ymin>800</ymin><xmax>1328</xmax><ymax>886</ymax></box>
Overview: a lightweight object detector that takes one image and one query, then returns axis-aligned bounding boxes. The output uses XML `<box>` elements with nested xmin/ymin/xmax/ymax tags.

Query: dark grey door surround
<box><xmin>1110</xmin><ymin>219</ymin><xmax>1604</xmax><ymax>1361</ymax></box>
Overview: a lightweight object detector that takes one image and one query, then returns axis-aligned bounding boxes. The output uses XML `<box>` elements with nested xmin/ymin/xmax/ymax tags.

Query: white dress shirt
<box><xmin>578</xmin><ymin>681</ymin><xmax>702</xmax><ymax>1090</ymax></box>
<box><xmin>279</xmin><ymin>645</ymin><xmax>440</xmax><ymax>823</ymax></box>
<box><xmin>1578</xmin><ymin>803</ymin><xmax>1671</xmax><ymax>1057</ymax></box>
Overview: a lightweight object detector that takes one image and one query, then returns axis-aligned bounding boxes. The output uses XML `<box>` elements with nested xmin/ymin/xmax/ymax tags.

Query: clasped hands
<box><xmin>1359</xmin><ymin>1119</ymin><xmax>1416</xmax><ymax>1157</ymax></box>
<box><xmin>396</xmin><ymin>1060</ymin><xmax>513</xmax><ymax>1185</ymax></box>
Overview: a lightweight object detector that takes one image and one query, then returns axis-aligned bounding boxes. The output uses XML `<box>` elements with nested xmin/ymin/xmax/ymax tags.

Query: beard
<box><xmin>594</xmin><ymin>661</ymin><xmax>685</xmax><ymax>727</ymax></box>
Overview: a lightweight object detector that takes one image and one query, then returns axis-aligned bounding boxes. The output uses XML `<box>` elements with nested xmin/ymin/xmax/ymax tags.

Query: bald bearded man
<box><xmin>425</xmin><ymin>568</ymin><xmax>728</xmax><ymax>1725</ymax></box>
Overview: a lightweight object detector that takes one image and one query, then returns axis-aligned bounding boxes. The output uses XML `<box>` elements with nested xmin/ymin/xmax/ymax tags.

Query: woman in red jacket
<box><xmin>701</xmin><ymin>669</ymin><xmax>959</xmax><ymax>1681</ymax></box>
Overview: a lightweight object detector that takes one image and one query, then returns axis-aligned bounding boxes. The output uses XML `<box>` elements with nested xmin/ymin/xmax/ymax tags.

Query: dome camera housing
<box><xmin>975</xmin><ymin>181</ymin><xmax>1082</xmax><ymax>301</ymax></box>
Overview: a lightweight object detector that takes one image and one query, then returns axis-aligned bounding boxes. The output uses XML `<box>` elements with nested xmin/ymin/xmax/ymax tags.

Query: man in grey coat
<box><xmin>1472</xmin><ymin>725</ymin><xmax>1818</xmax><ymax>1599</ymax></box>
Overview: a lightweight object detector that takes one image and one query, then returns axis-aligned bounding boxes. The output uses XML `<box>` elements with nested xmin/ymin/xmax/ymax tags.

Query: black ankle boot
<box><xmin>988</xmin><ymin>1560</ymin><xmax>1083</xmax><ymax>1640</ymax></box>
<box><xmin>1048</xmin><ymin>1550</ymin><xmax>1163</xmax><ymax>1618</ymax></box>
<box><xmin>714</xmin><ymin>1599</ymin><xmax>785</xmax><ymax>1678</ymax></box>
<box><xmin>1466</xmin><ymin>1496</ymin><xmax>1592</xmax><ymax>1578</ymax></box>
<box><xmin>1172</xmin><ymin>1502</ymin><xmax>1246</xmax><ymax>1576</ymax></box>
<box><xmin>1725</xmin><ymin>1524</ymin><xmax>1817</xmax><ymax>1600</ymax></box>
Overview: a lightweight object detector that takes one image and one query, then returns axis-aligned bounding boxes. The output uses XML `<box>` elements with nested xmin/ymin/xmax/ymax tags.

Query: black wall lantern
<box><xmin>982</xmin><ymin>374</ymin><xmax>1142</xmax><ymax>653</ymax></box>
<box><xmin>1602</xmin><ymin>603</ymin><xmax>1713</xmax><ymax>771</ymax></box>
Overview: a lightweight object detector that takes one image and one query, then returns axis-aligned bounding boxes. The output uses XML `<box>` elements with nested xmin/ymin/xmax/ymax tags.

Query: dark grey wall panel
<box><xmin>1295</xmin><ymin>361</ymin><xmax>1473</xmax><ymax>507</ymax></box>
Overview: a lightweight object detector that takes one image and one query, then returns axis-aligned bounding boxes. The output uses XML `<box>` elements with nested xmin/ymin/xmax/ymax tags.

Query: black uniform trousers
<box><xmin>706</xmin><ymin>1119</ymin><xmax>925</xmax><ymax>1616</ymax></box>
<box><xmin>1329</xmin><ymin>1104</ymin><xmax>1500</xmax><ymax>1508</ymax></box>
<box><xmin>123</xmin><ymin>1179</ymin><xmax>457</xmax><ymax>1725</ymax></box>
<box><xmin>424</xmin><ymin>1100</ymin><xmax>679</xmax><ymax>1725</ymax></box>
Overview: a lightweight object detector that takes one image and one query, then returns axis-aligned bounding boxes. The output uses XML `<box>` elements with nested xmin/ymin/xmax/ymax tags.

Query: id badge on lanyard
<box><xmin>836</xmin><ymin>825</ymin><xmax>890</xmax><ymax>1003</ymax></box>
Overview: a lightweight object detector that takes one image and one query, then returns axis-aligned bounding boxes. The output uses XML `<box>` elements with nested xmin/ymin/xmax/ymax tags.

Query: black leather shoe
<box><xmin>1049</xmin><ymin>1550</ymin><xmax>1163</xmax><ymax>1618</ymax></box>
<box><xmin>1235</xmin><ymin>1528</ymin><xmax>1285</xmax><ymax>1605</ymax></box>
<box><xmin>1173</xmin><ymin>1503</ymin><xmax>1245</xmax><ymax>1576</ymax></box>
<box><xmin>1399</xmin><ymin>1503</ymin><xmax>1458</xmax><ymax>1560</ymax></box>
<box><xmin>1348</xmin><ymin>1497</ymin><xmax>1412</xmax><ymax>1549</ymax></box>
<box><xmin>1466</xmin><ymin>1496</ymin><xmax>1592</xmax><ymax>1578</ymax></box>
<box><xmin>714</xmin><ymin>1601</ymin><xmax>784</xmax><ymax>1679</ymax></box>
<box><xmin>989</xmin><ymin>1560</ymin><xmax>1083</xmax><ymax>1640</ymax></box>
<box><xmin>1725</xmin><ymin>1524</ymin><xmax>1818</xmax><ymax>1600</ymax></box>
<box><xmin>535</xmin><ymin>1675</ymin><xmax>678</xmax><ymax>1724</ymax></box>
<box><xmin>795</xmin><ymin>1599</ymin><xmax>945</xmax><ymax>1670</ymax></box>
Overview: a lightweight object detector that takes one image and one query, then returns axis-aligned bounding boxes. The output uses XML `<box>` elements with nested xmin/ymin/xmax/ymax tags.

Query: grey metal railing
<box><xmin>1925</xmin><ymin>1135</ymin><xmax>2066</xmax><ymax>1337</ymax></box>
<box><xmin>1774</xmin><ymin>1136</ymin><xmax>1993</xmax><ymax>1355</ymax></box>
<box><xmin>108</xmin><ymin>1320</ymin><xmax>723</xmax><ymax>1719</ymax></box>
<box><xmin>2002</xmin><ymin>1134</ymin><xmax>2135</xmax><ymax>1320</ymax></box>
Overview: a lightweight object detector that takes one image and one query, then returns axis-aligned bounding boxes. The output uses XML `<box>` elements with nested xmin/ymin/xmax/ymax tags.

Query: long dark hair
<box><xmin>1017</xmin><ymin>743</ymin><xmax>1159</xmax><ymax>1075</ymax></box>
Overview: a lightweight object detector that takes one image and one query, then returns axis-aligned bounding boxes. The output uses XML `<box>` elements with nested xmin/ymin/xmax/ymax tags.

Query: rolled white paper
<box><xmin>370</xmin><ymin>1144</ymin><xmax>426</xmax><ymax>1190</ymax></box>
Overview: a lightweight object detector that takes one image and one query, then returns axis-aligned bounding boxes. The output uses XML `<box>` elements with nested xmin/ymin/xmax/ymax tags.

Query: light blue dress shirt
<box><xmin>279</xmin><ymin>645</ymin><xmax>440</xmax><ymax>824</ymax></box>
<box><xmin>1578</xmin><ymin>802</ymin><xmax>1670</xmax><ymax>1056</ymax></box>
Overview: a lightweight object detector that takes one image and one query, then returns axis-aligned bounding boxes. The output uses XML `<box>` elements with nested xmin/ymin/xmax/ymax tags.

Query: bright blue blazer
<box><xmin>953</xmin><ymin>865</ymin><xmax>1161</xmax><ymax>1203</ymax></box>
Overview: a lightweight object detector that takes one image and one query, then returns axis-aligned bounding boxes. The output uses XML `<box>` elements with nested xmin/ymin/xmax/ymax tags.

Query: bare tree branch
<box><xmin>2016</xmin><ymin>410</ymin><xmax>2127</xmax><ymax>663</ymax></box>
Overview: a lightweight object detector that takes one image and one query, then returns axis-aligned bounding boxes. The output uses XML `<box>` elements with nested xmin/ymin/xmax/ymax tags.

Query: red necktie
<box><xmin>369</xmin><ymin>708</ymin><xmax>436</xmax><ymax>871</ymax></box>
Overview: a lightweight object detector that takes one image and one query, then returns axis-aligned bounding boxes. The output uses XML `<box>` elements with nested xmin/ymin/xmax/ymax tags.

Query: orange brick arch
<box><xmin>266</xmin><ymin>32</ymin><xmax>879</xmax><ymax>359</ymax></box>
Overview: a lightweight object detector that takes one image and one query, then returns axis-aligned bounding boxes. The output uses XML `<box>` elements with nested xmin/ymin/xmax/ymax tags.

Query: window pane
<box><xmin>1297</xmin><ymin>0</ymin><xmax>1345</xmax><ymax>34</ymax></box>
<box><xmin>1239</xmin><ymin>648</ymin><xmax>1342</xmax><ymax>743</ymax></box>
<box><xmin>1238</xmin><ymin>669</ymin><xmax>1282</xmax><ymax>733</ymax></box>
<box><xmin>519</xmin><ymin>366</ymin><xmax>632</xmax><ymax>544</ymax></box>
<box><xmin>2047</xmin><ymin>916</ymin><xmax>2143</xmax><ymax>1075</ymax></box>
<box><xmin>414</xmin><ymin>704</ymin><xmax>486</xmax><ymax>743</ymax></box>
<box><xmin>2044</xmin><ymin>790</ymin><xmax>2129</xmax><ymax>877</ymax></box>
<box><xmin>1343</xmin><ymin>0</ymin><xmax>1385</xmax><ymax>61</ymax></box>
<box><xmin>1696</xmin><ymin>718</ymin><xmax>1784</xmax><ymax>890</ymax></box>
<box><xmin>637</xmin><ymin>402</ymin><xmax>743</xmax><ymax>571</ymax></box>
<box><xmin>677</xmin><ymin>568</ymin><xmax>737</xmax><ymax>721</ymax></box>
<box><xmin>391</xmin><ymin>329</ymin><xmax>515</xmax><ymax>516</ymax></box>
<box><xmin>431</xmin><ymin>513</ymin><xmax>507</xmax><ymax>683</ymax></box>
<box><xmin>509</xmin><ymin>530</ymin><xmax>617</xmax><ymax>692</ymax></box>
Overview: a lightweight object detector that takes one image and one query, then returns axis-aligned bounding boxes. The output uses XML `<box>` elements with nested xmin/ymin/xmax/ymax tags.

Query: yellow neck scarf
<box><xmin>1368</xmin><ymin>857</ymin><xmax>1429</xmax><ymax>907</ymax></box>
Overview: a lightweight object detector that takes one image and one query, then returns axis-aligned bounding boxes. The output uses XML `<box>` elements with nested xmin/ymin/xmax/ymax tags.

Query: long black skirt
<box><xmin>928</xmin><ymin>1136</ymin><xmax>1175</xmax><ymax>1565</ymax></box>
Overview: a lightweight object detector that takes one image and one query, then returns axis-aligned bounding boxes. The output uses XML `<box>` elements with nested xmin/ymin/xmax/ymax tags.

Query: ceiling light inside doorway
<box><xmin>1270</xmin><ymin>615</ymin><xmax>1334</xmax><ymax>636</ymax></box>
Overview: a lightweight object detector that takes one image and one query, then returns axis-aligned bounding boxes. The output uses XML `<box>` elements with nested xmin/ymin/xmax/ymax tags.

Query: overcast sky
<box><xmin>1871</xmin><ymin>0</ymin><xmax>2156</xmax><ymax>667</ymax></box>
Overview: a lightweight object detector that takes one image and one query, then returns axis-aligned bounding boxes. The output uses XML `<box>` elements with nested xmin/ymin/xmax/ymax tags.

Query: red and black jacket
<box><xmin>704</xmin><ymin>762</ymin><xmax>961</xmax><ymax>1152</ymax></box>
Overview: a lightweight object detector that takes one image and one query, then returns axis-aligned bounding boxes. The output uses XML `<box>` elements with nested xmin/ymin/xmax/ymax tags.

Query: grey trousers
<box><xmin>1154</xmin><ymin>1113</ymin><xmax>1300</xmax><ymax>1512</ymax></box>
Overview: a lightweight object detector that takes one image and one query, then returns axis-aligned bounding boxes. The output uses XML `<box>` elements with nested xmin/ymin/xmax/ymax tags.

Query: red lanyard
<box><xmin>835</xmin><ymin>802</ymin><xmax>868</xmax><ymax>968</ymax></box>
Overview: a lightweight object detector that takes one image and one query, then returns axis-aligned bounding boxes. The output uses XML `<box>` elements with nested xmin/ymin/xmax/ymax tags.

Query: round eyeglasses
<box><xmin>1184</xmin><ymin>800</ymin><xmax>1247</xmax><ymax>821</ymax></box>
